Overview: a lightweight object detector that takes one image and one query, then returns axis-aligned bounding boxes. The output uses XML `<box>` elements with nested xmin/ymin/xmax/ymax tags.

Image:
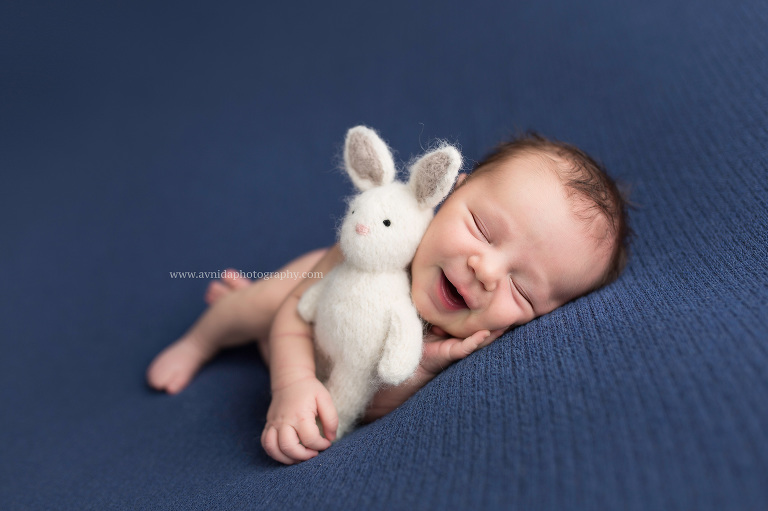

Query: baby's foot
<box><xmin>204</xmin><ymin>268</ymin><xmax>251</xmax><ymax>304</ymax></box>
<box><xmin>146</xmin><ymin>336</ymin><xmax>214</xmax><ymax>394</ymax></box>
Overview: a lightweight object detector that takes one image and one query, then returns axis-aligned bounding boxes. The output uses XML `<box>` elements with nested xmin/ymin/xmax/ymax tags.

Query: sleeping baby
<box><xmin>147</xmin><ymin>127</ymin><xmax>630</xmax><ymax>464</ymax></box>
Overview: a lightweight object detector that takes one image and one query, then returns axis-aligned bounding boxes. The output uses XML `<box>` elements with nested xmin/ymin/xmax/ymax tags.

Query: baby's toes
<box><xmin>162</xmin><ymin>370</ymin><xmax>191</xmax><ymax>395</ymax></box>
<box><xmin>146</xmin><ymin>341</ymin><xmax>205</xmax><ymax>394</ymax></box>
<box><xmin>148</xmin><ymin>357</ymin><xmax>190</xmax><ymax>394</ymax></box>
<box><xmin>204</xmin><ymin>281</ymin><xmax>230</xmax><ymax>304</ymax></box>
<box><xmin>221</xmin><ymin>268</ymin><xmax>250</xmax><ymax>290</ymax></box>
<box><xmin>146</xmin><ymin>356</ymin><xmax>173</xmax><ymax>391</ymax></box>
<box><xmin>147</xmin><ymin>351</ymin><xmax>178</xmax><ymax>389</ymax></box>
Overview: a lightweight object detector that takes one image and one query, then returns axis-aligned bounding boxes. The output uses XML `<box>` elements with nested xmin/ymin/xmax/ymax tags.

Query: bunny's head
<box><xmin>338</xmin><ymin>126</ymin><xmax>462</xmax><ymax>272</ymax></box>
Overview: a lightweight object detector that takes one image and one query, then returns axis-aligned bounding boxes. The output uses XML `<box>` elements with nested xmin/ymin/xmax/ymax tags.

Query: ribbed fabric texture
<box><xmin>1</xmin><ymin>0</ymin><xmax>766</xmax><ymax>510</ymax></box>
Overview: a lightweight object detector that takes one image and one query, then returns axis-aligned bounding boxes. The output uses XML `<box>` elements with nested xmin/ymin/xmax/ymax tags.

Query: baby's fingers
<box><xmin>295</xmin><ymin>416</ymin><xmax>332</xmax><ymax>451</ymax></box>
<box><xmin>277</xmin><ymin>424</ymin><xmax>320</xmax><ymax>463</ymax></box>
<box><xmin>262</xmin><ymin>426</ymin><xmax>296</xmax><ymax>465</ymax></box>
<box><xmin>423</xmin><ymin>330</ymin><xmax>488</xmax><ymax>373</ymax></box>
<box><xmin>316</xmin><ymin>391</ymin><xmax>339</xmax><ymax>443</ymax></box>
<box><xmin>450</xmin><ymin>330</ymin><xmax>491</xmax><ymax>360</ymax></box>
<box><xmin>478</xmin><ymin>328</ymin><xmax>506</xmax><ymax>349</ymax></box>
<box><xmin>262</xmin><ymin>425</ymin><xmax>318</xmax><ymax>465</ymax></box>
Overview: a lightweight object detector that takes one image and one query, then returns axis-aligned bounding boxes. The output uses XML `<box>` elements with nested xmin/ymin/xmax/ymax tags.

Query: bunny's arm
<box><xmin>377</xmin><ymin>301</ymin><xmax>424</xmax><ymax>386</ymax></box>
<box><xmin>297</xmin><ymin>277</ymin><xmax>327</xmax><ymax>323</ymax></box>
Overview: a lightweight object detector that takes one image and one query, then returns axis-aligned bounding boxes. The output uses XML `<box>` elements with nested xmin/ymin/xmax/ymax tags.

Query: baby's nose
<box><xmin>468</xmin><ymin>254</ymin><xmax>500</xmax><ymax>291</ymax></box>
<box><xmin>355</xmin><ymin>223</ymin><xmax>369</xmax><ymax>235</ymax></box>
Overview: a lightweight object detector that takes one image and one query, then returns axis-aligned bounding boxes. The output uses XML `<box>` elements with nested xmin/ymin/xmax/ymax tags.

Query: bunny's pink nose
<box><xmin>355</xmin><ymin>223</ymin><xmax>369</xmax><ymax>235</ymax></box>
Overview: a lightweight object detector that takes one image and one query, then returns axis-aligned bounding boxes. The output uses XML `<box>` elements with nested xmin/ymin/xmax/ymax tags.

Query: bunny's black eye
<box><xmin>383</xmin><ymin>219</ymin><xmax>391</xmax><ymax>227</ymax></box>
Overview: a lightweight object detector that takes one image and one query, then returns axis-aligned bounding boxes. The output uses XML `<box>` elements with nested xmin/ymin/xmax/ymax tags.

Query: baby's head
<box><xmin>411</xmin><ymin>133</ymin><xmax>630</xmax><ymax>339</ymax></box>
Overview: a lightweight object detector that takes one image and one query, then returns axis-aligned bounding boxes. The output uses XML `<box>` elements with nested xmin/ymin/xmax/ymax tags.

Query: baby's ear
<box><xmin>409</xmin><ymin>144</ymin><xmax>462</xmax><ymax>209</ymax></box>
<box><xmin>344</xmin><ymin>126</ymin><xmax>396</xmax><ymax>191</ymax></box>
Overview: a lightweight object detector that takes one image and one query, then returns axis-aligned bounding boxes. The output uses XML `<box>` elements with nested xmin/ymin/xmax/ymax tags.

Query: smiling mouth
<box><xmin>439</xmin><ymin>271</ymin><xmax>469</xmax><ymax>311</ymax></box>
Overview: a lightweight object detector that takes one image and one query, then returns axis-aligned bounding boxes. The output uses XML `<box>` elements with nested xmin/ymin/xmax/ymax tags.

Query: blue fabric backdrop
<box><xmin>2</xmin><ymin>0</ymin><xmax>766</xmax><ymax>509</ymax></box>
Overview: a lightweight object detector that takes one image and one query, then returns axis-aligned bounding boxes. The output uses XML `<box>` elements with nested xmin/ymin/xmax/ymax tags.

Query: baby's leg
<box><xmin>147</xmin><ymin>248</ymin><xmax>328</xmax><ymax>393</ymax></box>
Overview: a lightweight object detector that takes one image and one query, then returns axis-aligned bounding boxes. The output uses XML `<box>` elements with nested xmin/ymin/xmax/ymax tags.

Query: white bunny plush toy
<box><xmin>297</xmin><ymin>126</ymin><xmax>462</xmax><ymax>439</ymax></box>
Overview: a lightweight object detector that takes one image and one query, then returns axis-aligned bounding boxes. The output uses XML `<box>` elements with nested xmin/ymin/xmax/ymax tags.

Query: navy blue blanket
<box><xmin>2</xmin><ymin>0</ymin><xmax>766</xmax><ymax>509</ymax></box>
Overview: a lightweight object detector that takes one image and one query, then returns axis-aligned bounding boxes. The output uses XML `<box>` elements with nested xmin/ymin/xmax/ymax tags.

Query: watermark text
<box><xmin>169</xmin><ymin>269</ymin><xmax>323</xmax><ymax>280</ymax></box>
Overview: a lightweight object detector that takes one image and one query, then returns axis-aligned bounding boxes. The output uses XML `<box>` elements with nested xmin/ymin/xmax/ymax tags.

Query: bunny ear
<box><xmin>409</xmin><ymin>144</ymin><xmax>462</xmax><ymax>209</ymax></box>
<box><xmin>344</xmin><ymin>126</ymin><xmax>396</xmax><ymax>191</ymax></box>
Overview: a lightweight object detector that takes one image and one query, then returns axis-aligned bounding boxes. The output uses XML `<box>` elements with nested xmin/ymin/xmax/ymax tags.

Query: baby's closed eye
<box><xmin>470</xmin><ymin>212</ymin><xmax>490</xmax><ymax>243</ymax></box>
<box><xmin>511</xmin><ymin>277</ymin><xmax>534</xmax><ymax>310</ymax></box>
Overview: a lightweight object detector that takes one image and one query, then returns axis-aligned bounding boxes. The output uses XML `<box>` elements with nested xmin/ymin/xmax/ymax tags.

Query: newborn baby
<box><xmin>147</xmin><ymin>130</ymin><xmax>630</xmax><ymax>464</ymax></box>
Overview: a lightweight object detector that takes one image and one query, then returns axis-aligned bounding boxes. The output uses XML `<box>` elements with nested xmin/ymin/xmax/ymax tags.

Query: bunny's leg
<box><xmin>147</xmin><ymin>248</ymin><xmax>328</xmax><ymax>394</ymax></box>
<box><xmin>325</xmin><ymin>363</ymin><xmax>378</xmax><ymax>439</ymax></box>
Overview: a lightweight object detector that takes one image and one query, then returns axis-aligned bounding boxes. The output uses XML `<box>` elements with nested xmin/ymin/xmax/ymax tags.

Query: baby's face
<box><xmin>411</xmin><ymin>152</ymin><xmax>612</xmax><ymax>339</ymax></box>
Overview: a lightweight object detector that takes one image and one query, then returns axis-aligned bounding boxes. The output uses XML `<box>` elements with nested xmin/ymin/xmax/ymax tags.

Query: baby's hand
<box><xmin>419</xmin><ymin>326</ymin><xmax>506</xmax><ymax>377</ymax></box>
<box><xmin>364</xmin><ymin>327</ymin><xmax>506</xmax><ymax>422</ymax></box>
<box><xmin>261</xmin><ymin>376</ymin><xmax>338</xmax><ymax>465</ymax></box>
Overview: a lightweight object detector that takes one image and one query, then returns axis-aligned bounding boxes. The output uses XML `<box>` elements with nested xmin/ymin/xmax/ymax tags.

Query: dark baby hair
<box><xmin>468</xmin><ymin>132</ymin><xmax>631</xmax><ymax>290</ymax></box>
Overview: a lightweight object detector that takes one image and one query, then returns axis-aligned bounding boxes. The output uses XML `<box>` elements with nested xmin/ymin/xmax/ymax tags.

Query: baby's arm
<box><xmin>364</xmin><ymin>326</ymin><xmax>505</xmax><ymax>422</ymax></box>
<box><xmin>261</xmin><ymin>244</ymin><xmax>344</xmax><ymax>465</ymax></box>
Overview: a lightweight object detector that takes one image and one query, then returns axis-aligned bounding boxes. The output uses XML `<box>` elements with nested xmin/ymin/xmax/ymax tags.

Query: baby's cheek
<box><xmin>439</xmin><ymin>314</ymin><xmax>477</xmax><ymax>340</ymax></box>
<box><xmin>479</xmin><ymin>308</ymin><xmax>516</xmax><ymax>333</ymax></box>
<box><xmin>410</xmin><ymin>284</ymin><xmax>431</xmax><ymax>320</ymax></box>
